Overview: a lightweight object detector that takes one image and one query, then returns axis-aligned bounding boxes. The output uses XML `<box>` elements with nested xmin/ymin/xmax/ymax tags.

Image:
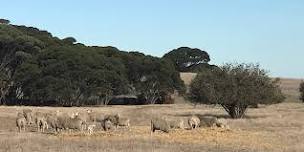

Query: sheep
<box><xmin>38</xmin><ymin>118</ymin><xmax>48</xmax><ymax>132</ymax></box>
<box><xmin>151</xmin><ymin>117</ymin><xmax>170</xmax><ymax>133</ymax></box>
<box><xmin>199</xmin><ymin>116</ymin><xmax>218</xmax><ymax>127</ymax></box>
<box><xmin>23</xmin><ymin>109</ymin><xmax>34</xmax><ymax>125</ymax></box>
<box><xmin>73</xmin><ymin>111</ymin><xmax>89</xmax><ymax>128</ymax></box>
<box><xmin>16</xmin><ymin>112</ymin><xmax>27</xmax><ymax>132</ymax></box>
<box><xmin>55</xmin><ymin>110</ymin><xmax>75</xmax><ymax>118</ymax></box>
<box><xmin>200</xmin><ymin>116</ymin><xmax>230</xmax><ymax>129</ymax></box>
<box><xmin>86</xmin><ymin>109</ymin><xmax>98</xmax><ymax>122</ymax></box>
<box><xmin>54</xmin><ymin>110</ymin><xmax>85</xmax><ymax>131</ymax></box>
<box><xmin>168</xmin><ymin>118</ymin><xmax>184</xmax><ymax>129</ymax></box>
<box><xmin>45</xmin><ymin>113</ymin><xmax>61</xmax><ymax>132</ymax></box>
<box><xmin>103</xmin><ymin>119</ymin><xmax>113</xmax><ymax>131</ymax></box>
<box><xmin>34</xmin><ymin>112</ymin><xmax>48</xmax><ymax>132</ymax></box>
<box><xmin>63</xmin><ymin>116</ymin><xmax>86</xmax><ymax>131</ymax></box>
<box><xmin>104</xmin><ymin>114</ymin><xmax>119</xmax><ymax>128</ymax></box>
<box><xmin>87</xmin><ymin>124</ymin><xmax>96</xmax><ymax>135</ymax></box>
<box><xmin>188</xmin><ymin>115</ymin><xmax>200</xmax><ymax>129</ymax></box>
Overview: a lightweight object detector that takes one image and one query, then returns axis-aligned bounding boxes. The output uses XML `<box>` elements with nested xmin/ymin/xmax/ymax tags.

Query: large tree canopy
<box><xmin>0</xmin><ymin>24</ymin><xmax>45</xmax><ymax>104</ymax></box>
<box><xmin>163</xmin><ymin>47</ymin><xmax>210</xmax><ymax>72</ymax></box>
<box><xmin>188</xmin><ymin>63</ymin><xmax>285</xmax><ymax>119</ymax></box>
<box><xmin>0</xmin><ymin>23</ymin><xmax>185</xmax><ymax>106</ymax></box>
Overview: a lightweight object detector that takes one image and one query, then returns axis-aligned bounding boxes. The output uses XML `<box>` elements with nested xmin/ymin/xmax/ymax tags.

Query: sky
<box><xmin>1</xmin><ymin>0</ymin><xmax>303</xmax><ymax>78</ymax></box>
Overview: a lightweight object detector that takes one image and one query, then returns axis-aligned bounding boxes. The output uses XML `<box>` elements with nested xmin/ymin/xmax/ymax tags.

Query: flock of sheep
<box><xmin>16</xmin><ymin>109</ymin><xmax>130</xmax><ymax>135</ymax></box>
<box><xmin>151</xmin><ymin>115</ymin><xmax>229</xmax><ymax>133</ymax></box>
<box><xmin>16</xmin><ymin>108</ymin><xmax>228</xmax><ymax>135</ymax></box>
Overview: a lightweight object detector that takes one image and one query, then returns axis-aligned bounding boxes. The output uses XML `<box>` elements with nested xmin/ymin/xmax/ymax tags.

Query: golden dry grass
<box><xmin>1</xmin><ymin>102</ymin><xmax>304</xmax><ymax>152</ymax></box>
<box><xmin>56</xmin><ymin>127</ymin><xmax>283</xmax><ymax>151</ymax></box>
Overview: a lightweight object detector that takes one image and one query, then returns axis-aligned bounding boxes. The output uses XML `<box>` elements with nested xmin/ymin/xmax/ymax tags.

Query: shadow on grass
<box><xmin>174</xmin><ymin>113</ymin><xmax>268</xmax><ymax>120</ymax></box>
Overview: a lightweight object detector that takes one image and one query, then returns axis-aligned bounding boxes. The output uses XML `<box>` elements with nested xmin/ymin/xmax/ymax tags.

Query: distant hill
<box><xmin>180</xmin><ymin>72</ymin><xmax>303</xmax><ymax>103</ymax></box>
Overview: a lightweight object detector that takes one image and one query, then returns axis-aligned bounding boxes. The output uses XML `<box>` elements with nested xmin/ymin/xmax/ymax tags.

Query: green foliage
<box><xmin>163</xmin><ymin>47</ymin><xmax>210</xmax><ymax>72</ymax></box>
<box><xmin>13</xmin><ymin>25</ymin><xmax>62</xmax><ymax>46</ymax></box>
<box><xmin>0</xmin><ymin>23</ymin><xmax>185</xmax><ymax>106</ymax></box>
<box><xmin>188</xmin><ymin>63</ymin><xmax>285</xmax><ymax>119</ymax></box>
<box><xmin>93</xmin><ymin>48</ymin><xmax>186</xmax><ymax>104</ymax></box>
<box><xmin>15</xmin><ymin>46</ymin><xmax>129</xmax><ymax>106</ymax></box>
<box><xmin>186</xmin><ymin>63</ymin><xmax>220</xmax><ymax>73</ymax></box>
<box><xmin>0</xmin><ymin>24</ymin><xmax>45</xmax><ymax>104</ymax></box>
<box><xmin>300</xmin><ymin>82</ymin><xmax>304</xmax><ymax>102</ymax></box>
<box><xmin>62</xmin><ymin>37</ymin><xmax>77</xmax><ymax>45</ymax></box>
<box><xmin>0</xmin><ymin>19</ymin><xmax>10</xmax><ymax>24</ymax></box>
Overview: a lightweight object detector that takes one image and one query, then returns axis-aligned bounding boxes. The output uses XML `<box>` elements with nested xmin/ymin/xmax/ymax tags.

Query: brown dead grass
<box><xmin>1</xmin><ymin>102</ymin><xmax>304</xmax><ymax>152</ymax></box>
<box><xmin>57</xmin><ymin>127</ymin><xmax>283</xmax><ymax>151</ymax></box>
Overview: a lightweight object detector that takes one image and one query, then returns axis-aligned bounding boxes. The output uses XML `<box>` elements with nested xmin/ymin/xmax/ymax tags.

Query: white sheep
<box><xmin>188</xmin><ymin>115</ymin><xmax>200</xmax><ymax>129</ymax></box>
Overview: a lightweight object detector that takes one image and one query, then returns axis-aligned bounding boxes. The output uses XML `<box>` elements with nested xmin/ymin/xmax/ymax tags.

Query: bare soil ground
<box><xmin>0</xmin><ymin>102</ymin><xmax>304</xmax><ymax>152</ymax></box>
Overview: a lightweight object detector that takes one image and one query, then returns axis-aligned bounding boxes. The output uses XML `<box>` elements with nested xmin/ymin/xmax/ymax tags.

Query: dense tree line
<box><xmin>300</xmin><ymin>82</ymin><xmax>304</xmax><ymax>102</ymax></box>
<box><xmin>0</xmin><ymin>23</ymin><xmax>185</xmax><ymax>106</ymax></box>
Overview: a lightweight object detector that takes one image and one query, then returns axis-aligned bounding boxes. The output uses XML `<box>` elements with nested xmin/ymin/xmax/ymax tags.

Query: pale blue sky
<box><xmin>1</xmin><ymin>0</ymin><xmax>303</xmax><ymax>78</ymax></box>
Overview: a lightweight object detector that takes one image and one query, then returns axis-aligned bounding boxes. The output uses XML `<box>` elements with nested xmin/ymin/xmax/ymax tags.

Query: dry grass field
<box><xmin>1</xmin><ymin>103</ymin><xmax>304</xmax><ymax>152</ymax></box>
<box><xmin>0</xmin><ymin>73</ymin><xmax>303</xmax><ymax>152</ymax></box>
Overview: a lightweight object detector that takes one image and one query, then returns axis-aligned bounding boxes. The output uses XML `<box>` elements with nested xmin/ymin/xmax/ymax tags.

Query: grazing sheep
<box><xmin>74</xmin><ymin>112</ymin><xmax>89</xmax><ymax>126</ymax></box>
<box><xmin>188</xmin><ymin>115</ymin><xmax>200</xmax><ymax>129</ymax></box>
<box><xmin>87</xmin><ymin>124</ymin><xmax>96</xmax><ymax>135</ymax></box>
<box><xmin>103</xmin><ymin>119</ymin><xmax>113</xmax><ymax>131</ymax></box>
<box><xmin>16</xmin><ymin>112</ymin><xmax>27</xmax><ymax>132</ymax></box>
<box><xmin>38</xmin><ymin>118</ymin><xmax>48</xmax><ymax>132</ymax></box>
<box><xmin>35</xmin><ymin>112</ymin><xmax>48</xmax><ymax>132</ymax></box>
<box><xmin>54</xmin><ymin>111</ymin><xmax>86</xmax><ymax>131</ymax></box>
<box><xmin>86</xmin><ymin>109</ymin><xmax>98</xmax><ymax>122</ymax></box>
<box><xmin>95</xmin><ymin>114</ymin><xmax>105</xmax><ymax>123</ymax></box>
<box><xmin>168</xmin><ymin>119</ymin><xmax>184</xmax><ymax>129</ymax></box>
<box><xmin>45</xmin><ymin>113</ymin><xmax>61</xmax><ymax>132</ymax></box>
<box><xmin>151</xmin><ymin>117</ymin><xmax>170</xmax><ymax>133</ymax></box>
<box><xmin>104</xmin><ymin>114</ymin><xmax>119</xmax><ymax>127</ymax></box>
<box><xmin>64</xmin><ymin>116</ymin><xmax>86</xmax><ymax>131</ymax></box>
<box><xmin>56</xmin><ymin>115</ymin><xmax>70</xmax><ymax>131</ymax></box>
<box><xmin>216</xmin><ymin>119</ymin><xmax>230</xmax><ymax>129</ymax></box>
<box><xmin>199</xmin><ymin>116</ymin><xmax>218</xmax><ymax>127</ymax></box>
<box><xmin>23</xmin><ymin>109</ymin><xmax>34</xmax><ymax>125</ymax></box>
<box><xmin>201</xmin><ymin>116</ymin><xmax>230</xmax><ymax>129</ymax></box>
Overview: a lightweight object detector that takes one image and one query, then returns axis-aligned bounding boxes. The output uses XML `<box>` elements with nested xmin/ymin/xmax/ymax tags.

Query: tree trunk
<box><xmin>221</xmin><ymin>104</ymin><xmax>248</xmax><ymax>119</ymax></box>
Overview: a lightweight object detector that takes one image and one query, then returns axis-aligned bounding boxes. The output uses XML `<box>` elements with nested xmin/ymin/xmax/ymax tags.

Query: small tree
<box><xmin>300</xmin><ymin>81</ymin><xmax>304</xmax><ymax>102</ymax></box>
<box><xmin>188</xmin><ymin>63</ymin><xmax>285</xmax><ymax>119</ymax></box>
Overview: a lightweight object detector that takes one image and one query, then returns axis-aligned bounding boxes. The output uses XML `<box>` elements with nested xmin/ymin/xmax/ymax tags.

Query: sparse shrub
<box><xmin>300</xmin><ymin>81</ymin><xmax>304</xmax><ymax>102</ymax></box>
<box><xmin>188</xmin><ymin>63</ymin><xmax>285</xmax><ymax>119</ymax></box>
